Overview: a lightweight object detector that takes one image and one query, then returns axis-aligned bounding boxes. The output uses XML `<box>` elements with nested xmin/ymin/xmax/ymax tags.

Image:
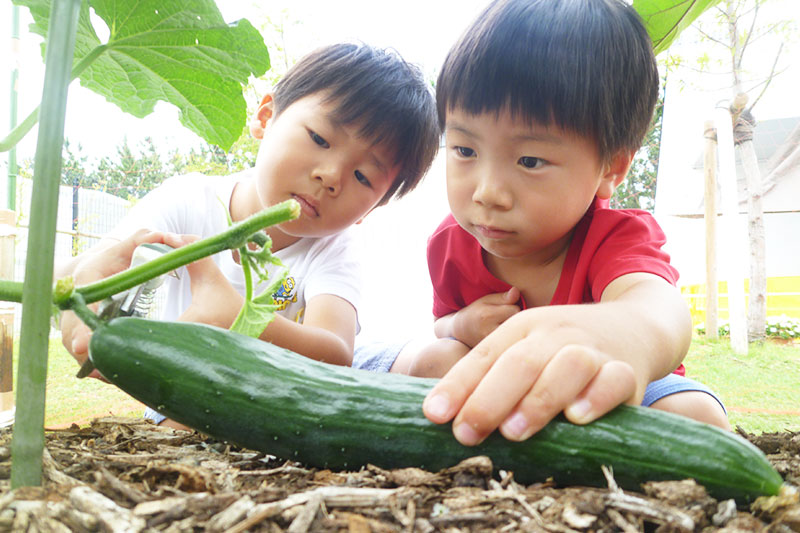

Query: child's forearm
<box><xmin>596</xmin><ymin>274</ymin><xmax>692</xmax><ymax>387</ymax></box>
<box><xmin>259</xmin><ymin>314</ymin><xmax>353</xmax><ymax>366</ymax></box>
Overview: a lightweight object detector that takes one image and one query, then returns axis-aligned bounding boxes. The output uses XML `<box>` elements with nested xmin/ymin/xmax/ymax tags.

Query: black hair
<box><xmin>436</xmin><ymin>0</ymin><xmax>659</xmax><ymax>162</ymax></box>
<box><xmin>273</xmin><ymin>42</ymin><xmax>440</xmax><ymax>204</ymax></box>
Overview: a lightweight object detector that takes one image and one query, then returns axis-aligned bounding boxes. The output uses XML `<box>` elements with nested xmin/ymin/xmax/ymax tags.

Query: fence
<box><xmin>9</xmin><ymin>178</ymin><xmax>149</xmax><ymax>334</ymax></box>
<box><xmin>681</xmin><ymin>277</ymin><xmax>800</xmax><ymax>326</ymax></box>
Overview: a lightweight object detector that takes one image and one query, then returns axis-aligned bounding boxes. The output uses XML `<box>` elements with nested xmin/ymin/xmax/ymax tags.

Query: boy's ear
<box><xmin>596</xmin><ymin>150</ymin><xmax>634</xmax><ymax>200</ymax></box>
<box><xmin>249</xmin><ymin>93</ymin><xmax>275</xmax><ymax>140</ymax></box>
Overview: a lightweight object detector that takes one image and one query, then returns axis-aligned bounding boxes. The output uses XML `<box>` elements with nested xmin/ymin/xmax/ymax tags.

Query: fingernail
<box><xmin>453</xmin><ymin>422</ymin><xmax>482</xmax><ymax>445</ymax></box>
<box><xmin>424</xmin><ymin>393</ymin><xmax>450</xmax><ymax>420</ymax></box>
<box><xmin>567</xmin><ymin>399</ymin><xmax>592</xmax><ymax>422</ymax></box>
<box><xmin>501</xmin><ymin>411</ymin><xmax>530</xmax><ymax>440</ymax></box>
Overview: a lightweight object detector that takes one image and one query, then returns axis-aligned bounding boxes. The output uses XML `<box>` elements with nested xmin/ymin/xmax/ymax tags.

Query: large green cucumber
<box><xmin>88</xmin><ymin>317</ymin><xmax>784</xmax><ymax>503</ymax></box>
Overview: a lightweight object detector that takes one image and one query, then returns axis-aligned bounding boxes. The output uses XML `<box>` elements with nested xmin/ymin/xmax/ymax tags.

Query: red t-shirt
<box><xmin>427</xmin><ymin>197</ymin><xmax>685</xmax><ymax>375</ymax></box>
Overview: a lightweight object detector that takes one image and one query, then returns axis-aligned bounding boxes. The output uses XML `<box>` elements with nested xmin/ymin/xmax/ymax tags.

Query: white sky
<box><xmin>2</xmin><ymin>0</ymin><xmax>797</xmax><ymax>164</ymax></box>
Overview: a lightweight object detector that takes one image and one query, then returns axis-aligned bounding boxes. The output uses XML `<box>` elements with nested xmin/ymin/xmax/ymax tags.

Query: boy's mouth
<box><xmin>292</xmin><ymin>194</ymin><xmax>319</xmax><ymax>218</ymax></box>
<box><xmin>475</xmin><ymin>224</ymin><xmax>513</xmax><ymax>240</ymax></box>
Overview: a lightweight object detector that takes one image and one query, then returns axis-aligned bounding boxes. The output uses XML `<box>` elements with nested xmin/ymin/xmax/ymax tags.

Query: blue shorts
<box><xmin>351</xmin><ymin>340</ymin><xmax>727</xmax><ymax>412</ymax></box>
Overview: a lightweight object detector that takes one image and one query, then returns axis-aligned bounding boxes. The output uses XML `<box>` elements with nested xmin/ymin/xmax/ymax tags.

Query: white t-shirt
<box><xmin>109</xmin><ymin>170</ymin><xmax>363</xmax><ymax>327</ymax></box>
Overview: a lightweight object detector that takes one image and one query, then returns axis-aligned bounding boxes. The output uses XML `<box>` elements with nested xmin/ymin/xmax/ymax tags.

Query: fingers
<box><xmin>479</xmin><ymin>287</ymin><xmax>520</xmax><ymax>306</ymax></box>
<box><xmin>496</xmin><ymin>345</ymin><xmax>605</xmax><ymax>441</ymax></box>
<box><xmin>184</xmin><ymin>251</ymin><xmax>224</xmax><ymax>287</ymax></box>
<box><xmin>423</xmin><ymin>318</ymin><xmax>638</xmax><ymax>446</ymax></box>
<box><xmin>60</xmin><ymin>310</ymin><xmax>91</xmax><ymax>363</ymax></box>
<box><xmin>161</xmin><ymin>232</ymin><xmax>200</xmax><ymax>249</ymax></box>
<box><xmin>423</xmin><ymin>313</ymin><xmax>531</xmax><ymax>425</ymax></box>
<box><xmin>563</xmin><ymin>359</ymin><xmax>637</xmax><ymax>424</ymax></box>
<box><xmin>453</xmin><ymin>336</ymin><xmax>549</xmax><ymax>444</ymax></box>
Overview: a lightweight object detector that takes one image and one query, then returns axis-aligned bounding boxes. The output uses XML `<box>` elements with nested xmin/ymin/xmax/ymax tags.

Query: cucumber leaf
<box><xmin>225</xmin><ymin>216</ymin><xmax>287</xmax><ymax>338</ymax></box>
<box><xmin>230</xmin><ymin>246</ymin><xmax>287</xmax><ymax>338</ymax></box>
<box><xmin>230</xmin><ymin>266</ymin><xmax>287</xmax><ymax>338</ymax></box>
<box><xmin>634</xmin><ymin>0</ymin><xmax>723</xmax><ymax>55</ymax></box>
<box><xmin>13</xmin><ymin>0</ymin><xmax>270</xmax><ymax>150</ymax></box>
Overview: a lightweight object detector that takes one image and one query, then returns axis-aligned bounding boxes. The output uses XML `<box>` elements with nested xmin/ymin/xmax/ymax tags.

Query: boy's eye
<box><xmin>309</xmin><ymin>130</ymin><xmax>330</xmax><ymax>148</ymax></box>
<box><xmin>455</xmin><ymin>146</ymin><xmax>475</xmax><ymax>157</ymax></box>
<box><xmin>354</xmin><ymin>170</ymin><xmax>372</xmax><ymax>188</ymax></box>
<box><xmin>519</xmin><ymin>156</ymin><xmax>545</xmax><ymax>169</ymax></box>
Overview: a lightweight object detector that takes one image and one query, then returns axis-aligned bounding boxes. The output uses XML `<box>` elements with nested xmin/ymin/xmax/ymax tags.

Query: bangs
<box><xmin>436</xmin><ymin>0</ymin><xmax>659</xmax><ymax>160</ymax></box>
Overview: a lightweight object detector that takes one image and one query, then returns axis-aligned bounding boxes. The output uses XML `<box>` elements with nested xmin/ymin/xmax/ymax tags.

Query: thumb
<box><xmin>504</xmin><ymin>286</ymin><xmax>521</xmax><ymax>303</ymax></box>
<box><xmin>184</xmin><ymin>255</ymin><xmax>221</xmax><ymax>288</ymax></box>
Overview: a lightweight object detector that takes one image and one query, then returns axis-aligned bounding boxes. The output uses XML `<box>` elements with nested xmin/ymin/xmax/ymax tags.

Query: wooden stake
<box><xmin>703</xmin><ymin>122</ymin><xmax>719</xmax><ymax>340</ymax></box>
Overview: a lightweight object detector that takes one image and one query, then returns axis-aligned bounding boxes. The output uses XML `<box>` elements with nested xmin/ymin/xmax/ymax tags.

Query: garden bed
<box><xmin>0</xmin><ymin>417</ymin><xmax>798</xmax><ymax>532</ymax></box>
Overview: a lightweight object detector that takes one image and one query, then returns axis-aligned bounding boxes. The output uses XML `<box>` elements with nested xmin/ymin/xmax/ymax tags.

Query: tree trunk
<box><xmin>738</xmin><ymin>138</ymin><xmax>767</xmax><ymax>342</ymax></box>
<box><xmin>732</xmin><ymin>93</ymin><xmax>767</xmax><ymax>343</ymax></box>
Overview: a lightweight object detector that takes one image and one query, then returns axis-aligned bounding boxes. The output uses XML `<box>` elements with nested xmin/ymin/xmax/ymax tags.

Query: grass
<box><xmin>6</xmin><ymin>333</ymin><xmax>800</xmax><ymax>433</ymax></box>
<box><xmin>12</xmin><ymin>336</ymin><xmax>145</xmax><ymax>428</ymax></box>
<box><xmin>683</xmin><ymin>335</ymin><xmax>800</xmax><ymax>433</ymax></box>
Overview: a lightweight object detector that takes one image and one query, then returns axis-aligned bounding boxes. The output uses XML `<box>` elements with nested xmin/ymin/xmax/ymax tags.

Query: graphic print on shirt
<box><xmin>274</xmin><ymin>277</ymin><xmax>298</xmax><ymax>311</ymax></box>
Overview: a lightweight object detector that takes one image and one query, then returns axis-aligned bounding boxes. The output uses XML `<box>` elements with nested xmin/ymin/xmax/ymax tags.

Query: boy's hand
<box><xmin>422</xmin><ymin>275</ymin><xmax>690</xmax><ymax>446</ymax></box>
<box><xmin>177</xmin><ymin>253</ymin><xmax>244</xmax><ymax>329</ymax></box>
<box><xmin>438</xmin><ymin>287</ymin><xmax>521</xmax><ymax>347</ymax></box>
<box><xmin>60</xmin><ymin>229</ymin><xmax>185</xmax><ymax>377</ymax></box>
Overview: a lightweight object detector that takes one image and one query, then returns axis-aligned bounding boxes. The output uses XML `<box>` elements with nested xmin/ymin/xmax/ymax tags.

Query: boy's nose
<box><xmin>315</xmin><ymin>167</ymin><xmax>343</xmax><ymax>196</ymax></box>
<box><xmin>472</xmin><ymin>174</ymin><xmax>512</xmax><ymax>210</ymax></box>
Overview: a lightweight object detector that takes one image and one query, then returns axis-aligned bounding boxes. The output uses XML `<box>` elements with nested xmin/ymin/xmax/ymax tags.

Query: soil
<box><xmin>0</xmin><ymin>418</ymin><xmax>798</xmax><ymax>532</ymax></box>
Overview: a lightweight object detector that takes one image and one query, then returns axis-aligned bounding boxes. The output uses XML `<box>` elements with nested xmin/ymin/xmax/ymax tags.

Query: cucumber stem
<box><xmin>68</xmin><ymin>293</ymin><xmax>102</xmax><ymax>331</ymax></box>
<box><xmin>70</xmin><ymin>199</ymin><xmax>299</xmax><ymax>306</ymax></box>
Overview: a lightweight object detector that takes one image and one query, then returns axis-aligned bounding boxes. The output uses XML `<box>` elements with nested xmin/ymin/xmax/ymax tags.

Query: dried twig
<box><xmin>605</xmin><ymin>491</ymin><xmax>695</xmax><ymax>532</ymax></box>
<box><xmin>69</xmin><ymin>485</ymin><xmax>146</xmax><ymax>533</ymax></box>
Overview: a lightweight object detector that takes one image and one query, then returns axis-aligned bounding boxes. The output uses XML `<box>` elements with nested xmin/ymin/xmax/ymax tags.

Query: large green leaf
<box><xmin>13</xmin><ymin>0</ymin><xmax>270</xmax><ymax>150</ymax></box>
<box><xmin>634</xmin><ymin>0</ymin><xmax>723</xmax><ymax>55</ymax></box>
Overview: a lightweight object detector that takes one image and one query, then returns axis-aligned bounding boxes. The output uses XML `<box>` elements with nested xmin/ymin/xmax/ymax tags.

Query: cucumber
<box><xmin>88</xmin><ymin>317</ymin><xmax>784</xmax><ymax>504</ymax></box>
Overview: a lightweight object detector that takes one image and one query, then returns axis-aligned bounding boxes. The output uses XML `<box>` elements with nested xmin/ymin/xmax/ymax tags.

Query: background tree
<box><xmin>692</xmin><ymin>0</ymin><xmax>795</xmax><ymax>342</ymax></box>
<box><xmin>611</xmin><ymin>76</ymin><xmax>665</xmax><ymax>212</ymax></box>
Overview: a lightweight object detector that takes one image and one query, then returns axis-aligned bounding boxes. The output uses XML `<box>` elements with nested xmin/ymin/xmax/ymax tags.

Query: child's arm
<box><xmin>422</xmin><ymin>272</ymin><xmax>691</xmax><ymax>445</ymax></box>
<box><xmin>179</xmin><ymin>257</ymin><xmax>355</xmax><ymax>366</ymax></box>
<box><xmin>433</xmin><ymin>287</ymin><xmax>521</xmax><ymax>347</ymax></box>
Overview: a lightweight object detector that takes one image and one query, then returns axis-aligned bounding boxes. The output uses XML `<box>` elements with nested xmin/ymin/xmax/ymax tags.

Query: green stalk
<box><xmin>63</xmin><ymin>200</ymin><xmax>299</xmax><ymax>307</ymax></box>
<box><xmin>0</xmin><ymin>280</ymin><xmax>23</xmax><ymax>303</ymax></box>
<box><xmin>0</xmin><ymin>201</ymin><xmax>299</xmax><ymax>307</ymax></box>
<box><xmin>11</xmin><ymin>0</ymin><xmax>82</xmax><ymax>488</ymax></box>
<box><xmin>68</xmin><ymin>293</ymin><xmax>102</xmax><ymax>332</ymax></box>
<box><xmin>0</xmin><ymin>106</ymin><xmax>38</xmax><ymax>154</ymax></box>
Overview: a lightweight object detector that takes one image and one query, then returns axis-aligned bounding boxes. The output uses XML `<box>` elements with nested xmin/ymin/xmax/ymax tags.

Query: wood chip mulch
<box><xmin>0</xmin><ymin>417</ymin><xmax>798</xmax><ymax>532</ymax></box>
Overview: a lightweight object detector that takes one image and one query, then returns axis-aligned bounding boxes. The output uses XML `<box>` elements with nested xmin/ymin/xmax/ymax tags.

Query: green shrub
<box><xmin>695</xmin><ymin>315</ymin><xmax>800</xmax><ymax>339</ymax></box>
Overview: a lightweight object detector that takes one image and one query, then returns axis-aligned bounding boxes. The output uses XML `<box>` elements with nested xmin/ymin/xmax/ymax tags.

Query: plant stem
<box><xmin>0</xmin><ymin>280</ymin><xmax>23</xmax><ymax>303</ymax></box>
<box><xmin>0</xmin><ymin>106</ymin><xmax>39</xmax><ymax>153</ymax></box>
<box><xmin>68</xmin><ymin>293</ymin><xmax>102</xmax><ymax>331</ymax></box>
<box><xmin>0</xmin><ymin>201</ymin><xmax>299</xmax><ymax>307</ymax></box>
<box><xmin>69</xmin><ymin>199</ymin><xmax>299</xmax><ymax>306</ymax></box>
<box><xmin>11</xmin><ymin>0</ymin><xmax>82</xmax><ymax>489</ymax></box>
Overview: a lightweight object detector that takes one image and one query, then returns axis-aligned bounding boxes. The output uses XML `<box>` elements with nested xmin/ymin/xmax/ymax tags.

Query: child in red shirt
<box><xmin>354</xmin><ymin>0</ymin><xmax>728</xmax><ymax>444</ymax></box>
